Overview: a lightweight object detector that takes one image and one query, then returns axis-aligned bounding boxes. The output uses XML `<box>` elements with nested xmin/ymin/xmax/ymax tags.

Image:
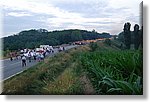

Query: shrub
<box><xmin>104</xmin><ymin>39</ymin><xmax>111</xmax><ymax>46</ymax></box>
<box><xmin>89</xmin><ymin>42</ymin><xmax>98</xmax><ymax>51</ymax></box>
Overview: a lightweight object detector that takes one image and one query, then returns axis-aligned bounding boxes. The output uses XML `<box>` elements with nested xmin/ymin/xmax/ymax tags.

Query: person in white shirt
<box><xmin>40</xmin><ymin>53</ymin><xmax>44</xmax><ymax>61</ymax></box>
<box><xmin>33</xmin><ymin>51</ymin><xmax>36</xmax><ymax>60</ymax></box>
<box><xmin>21</xmin><ymin>55</ymin><xmax>26</xmax><ymax>67</ymax></box>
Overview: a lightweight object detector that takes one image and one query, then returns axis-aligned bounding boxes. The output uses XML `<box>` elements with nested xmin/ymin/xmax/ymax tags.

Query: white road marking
<box><xmin>1</xmin><ymin>70</ymin><xmax>24</xmax><ymax>82</ymax></box>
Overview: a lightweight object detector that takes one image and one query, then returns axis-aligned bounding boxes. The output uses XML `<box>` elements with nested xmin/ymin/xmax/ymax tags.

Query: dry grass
<box><xmin>42</xmin><ymin>67</ymin><xmax>76</xmax><ymax>94</ymax></box>
<box><xmin>79</xmin><ymin>75</ymin><xmax>96</xmax><ymax>95</ymax></box>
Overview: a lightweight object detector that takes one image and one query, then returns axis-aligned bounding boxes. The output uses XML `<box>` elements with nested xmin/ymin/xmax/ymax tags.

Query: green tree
<box><xmin>3</xmin><ymin>29</ymin><xmax>111</xmax><ymax>51</ymax></box>
<box><xmin>123</xmin><ymin>22</ymin><xmax>131</xmax><ymax>49</ymax></box>
<box><xmin>71</xmin><ymin>30</ymin><xmax>82</xmax><ymax>41</ymax></box>
<box><xmin>104</xmin><ymin>38</ymin><xmax>111</xmax><ymax>46</ymax></box>
<box><xmin>89</xmin><ymin>42</ymin><xmax>98</xmax><ymax>51</ymax></box>
<box><xmin>117</xmin><ymin>32</ymin><xmax>124</xmax><ymax>42</ymax></box>
<box><xmin>139</xmin><ymin>26</ymin><xmax>143</xmax><ymax>49</ymax></box>
<box><xmin>133</xmin><ymin>24</ymin><xmax>140</xmax><ymax>50</ymax></box>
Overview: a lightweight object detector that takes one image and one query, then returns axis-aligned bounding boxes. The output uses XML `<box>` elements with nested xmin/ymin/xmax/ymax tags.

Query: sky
<box><xmin>0</xmin><ymin>0</ymin><xmax>142</xmax><ymax>37</ymax></box>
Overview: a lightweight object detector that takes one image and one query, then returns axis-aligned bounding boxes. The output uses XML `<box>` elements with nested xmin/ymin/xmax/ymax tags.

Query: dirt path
<box><xmin>80</xmin><ymin>75</ymin><xmax>96</xmax><ymax>95</ymax></box>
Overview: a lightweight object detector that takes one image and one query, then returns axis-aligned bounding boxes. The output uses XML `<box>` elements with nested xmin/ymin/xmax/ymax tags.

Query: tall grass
<box><xmin>42</xmin><ymin>63</ymin><xmax>84</xmax><ymax>95</ymax></box>
<box><xmin>80</xmin><ymin>50</ymin><xmax>143</xmax><ymax>95</ymax></box>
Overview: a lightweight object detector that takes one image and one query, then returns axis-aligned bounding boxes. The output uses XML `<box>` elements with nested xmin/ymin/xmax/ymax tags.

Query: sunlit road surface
<box><xmin>0</xmin><ymin>45</ymin><xmax>77</xmax><ymax>81</ymax></box>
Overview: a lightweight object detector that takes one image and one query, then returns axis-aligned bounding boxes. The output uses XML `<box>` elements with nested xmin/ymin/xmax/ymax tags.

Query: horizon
<box><xmin>1</xmin><ymin>28</ymin><xmax>112</xmax><ymax>38</ymax></box>
<box><xmin>1</xmin><ymin>0</ymin><xmax>142</xmax><ymax>38</ymax></box>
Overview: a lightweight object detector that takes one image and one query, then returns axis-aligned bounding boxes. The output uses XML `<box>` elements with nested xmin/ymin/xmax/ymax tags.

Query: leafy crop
<box><xmin>80</xmin><ymin>50</ymin><xmax>143</xmax><ymax>95</ymax></box>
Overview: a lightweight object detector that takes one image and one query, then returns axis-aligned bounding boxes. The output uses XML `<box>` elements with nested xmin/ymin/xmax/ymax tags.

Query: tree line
<box><xmin>3</xmin><ymin>29</ymin><xmax>111</xmax><ymax>51</ymax></box>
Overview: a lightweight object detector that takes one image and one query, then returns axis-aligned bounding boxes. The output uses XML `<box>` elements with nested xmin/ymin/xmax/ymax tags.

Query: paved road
<box><xmin>1</xmin><ymin>45</ymin><xmax>77</xmax><ymax>81</ymax></box>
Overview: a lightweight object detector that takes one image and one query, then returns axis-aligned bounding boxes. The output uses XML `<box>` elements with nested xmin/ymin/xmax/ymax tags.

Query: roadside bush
<box><xmin>104</xmin><ymin>39</ymin><xmax>111</xmax><ymax>46</ymax></box>
<box><xmin>89</xmin><ymin>42</ymin><xmax>98</xmax><ymax>51</ymax></box>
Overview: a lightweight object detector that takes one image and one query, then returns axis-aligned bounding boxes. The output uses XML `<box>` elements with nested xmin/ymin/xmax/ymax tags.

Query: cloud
<box><xmin>3</xmin><ymin>14</ymin><xmax>48</xmax><ymax>37</ymax></box>
<box><xmin>2</xmin><ymin>0</ymin><xmax>82</xmax><ymax>19</ymax></box>
<box><xmin>7</xmin><ymin>12</ymin><xmax>32</xmax><ymax>17</ymax></box>
<box><xmin>66</xmin><ymin>25</ymin><xmax>86</xmax><ymax>30</ymax></box>
<box><xmin>1</xmin><ymin>0</ymin><xmax>143</xmax><ymax>37</ymax></box>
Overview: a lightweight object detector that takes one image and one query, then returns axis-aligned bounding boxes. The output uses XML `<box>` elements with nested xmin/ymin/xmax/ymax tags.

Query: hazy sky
<box><xmin>1</xmin><ymin>0</ymin><xmax>142</xmax><ymax>37</ymax></box>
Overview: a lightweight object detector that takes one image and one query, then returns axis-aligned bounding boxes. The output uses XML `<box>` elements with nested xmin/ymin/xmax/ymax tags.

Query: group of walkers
<box><xmin>9</xmin><ymin>46</ymin><xmax>55</xmax><ymax>67</ymax></box>
<box><xmin>9</xmin><ymin>51</ymin><xmax>19</xmax><ymax>61</ymax></box>
<box><xmin>9</xmin><ymin>45</ymin><xmax>67</xmax><ymax>67</ymax></box>
<box><xmin>20</xmin><ymin>51</ymin><xmax>45</xmax><ymax>67</ymax></box>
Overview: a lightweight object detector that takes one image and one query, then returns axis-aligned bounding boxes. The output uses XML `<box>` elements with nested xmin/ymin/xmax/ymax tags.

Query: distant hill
<box><xmin>3</xmin><ymin>29</ymin><xmax>112</xmax><ymax>51</ymax></box>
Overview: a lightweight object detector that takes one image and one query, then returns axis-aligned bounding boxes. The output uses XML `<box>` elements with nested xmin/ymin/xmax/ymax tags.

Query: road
<box><xmin>0</xmin><ymin>45</ymin><xmax>77</xmax><ymax>81</ymax></box>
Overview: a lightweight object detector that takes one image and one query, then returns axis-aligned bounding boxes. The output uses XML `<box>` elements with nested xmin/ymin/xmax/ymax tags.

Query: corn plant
<box><xmin>80</xmin><ymin>50</ymin><xmax>143</xmax><ymax>95</ymax></box>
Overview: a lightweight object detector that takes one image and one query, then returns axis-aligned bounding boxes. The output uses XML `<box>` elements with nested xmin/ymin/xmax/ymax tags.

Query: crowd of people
<box><xmin>9</xmin><ymin>46</ymin><xmax>66</xmax><ymax>67</ymax></box>
<box><xmin>9</xmin><ymin>46</ymin><xmax>57</xmax><ymax>67</ymax></box>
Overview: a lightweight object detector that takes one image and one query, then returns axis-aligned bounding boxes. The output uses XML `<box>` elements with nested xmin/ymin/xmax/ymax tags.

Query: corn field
<box><xmin>80</xmin><ymin>50</ymin><xmax>143</xmax><ymax>95</ymax></box>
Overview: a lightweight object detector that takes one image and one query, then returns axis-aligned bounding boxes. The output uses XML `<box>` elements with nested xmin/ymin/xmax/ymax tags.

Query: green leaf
<box><xmin>107</xmin><ymin>88</ymin><xmax>122</xmax><ymax>93</ymax></box>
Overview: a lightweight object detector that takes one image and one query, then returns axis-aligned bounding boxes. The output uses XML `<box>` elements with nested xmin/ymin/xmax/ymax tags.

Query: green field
<box><xmin>2</xmin><ymin>41</ymin><xmax>143</xmax><ymax>95</ymax></box>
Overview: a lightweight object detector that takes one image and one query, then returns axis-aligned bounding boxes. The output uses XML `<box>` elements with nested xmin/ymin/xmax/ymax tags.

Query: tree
<box><xmin>123</xmin><ymin>22</ymin><xmax>131</xmax><ymax>49</ymax></box>
<box><xmin>71</xmin><ymin>30</ymin><xmax>82</xmax><ymax>41</ymax></box>
<box><xmin>117</xmin><ymin>32</ymin><xmax>124</xmax><ymax>42</ymax></box>
<box><xmin>3</xmin><ymin>29</ymin><xmax>111</xmax><ymax>51</ymax></box>
<box><xmin>92</xmin><ymin>29</ymin><xmax>96</xmax><ymax>33</ymax></box>
<box><xmin>140</xmin><ymin>26</ymin><xmax>143</xmax><ymax>48</ymax></box>
<box><xmin>133</xmin><ymin>24</ymin><xmax>140</xmax><ymax>50</ymax></box>
<box><xmin>89</xmin><ymin>42</ymin><xmax>98</xmax><ymax>51</ymax></box>
<box><xmin>104</xmin><ymin>38</ymin><xmax>111</xmax><ymax>46</ymax></box>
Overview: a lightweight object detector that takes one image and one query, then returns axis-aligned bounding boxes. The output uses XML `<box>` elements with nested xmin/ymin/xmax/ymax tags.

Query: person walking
<box><xmin>33</xmin><ymin>51</ymin><xmax>36</xmax><ymax>61</ymax></box>
<box><xmin>28</xmin><ymin>52</ymin><xmax>32</xmax><ymax>62</ymax></box>
<box><xmin>9</xmin><ymin>52</ymin><xmax>13</xmax><ymax>61</ymax></box>
<box><xmin>43</xmin><ymin>51</ymin><xmax>46</xmax><ymax>58</ymax></box>
<box><xmin>21</xmin><ymin>55</ymin><xmax>26</xmax><ymax>67</ymax></box>
<box><xmin>63</xmin><ymin>47</ymin><xmax>65</xmax><ymax>51</ymax></box>
<box><xmin>37</xmin><ymin>52</ymin><xmax>41</xmax><ymax>62</ymax></box>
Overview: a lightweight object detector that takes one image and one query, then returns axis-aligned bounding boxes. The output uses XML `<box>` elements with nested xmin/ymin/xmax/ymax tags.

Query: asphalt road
<box><xmin>1</xmin><ymin>45</ymin><xmax>77</xmax><ymax>81</ymax></box>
